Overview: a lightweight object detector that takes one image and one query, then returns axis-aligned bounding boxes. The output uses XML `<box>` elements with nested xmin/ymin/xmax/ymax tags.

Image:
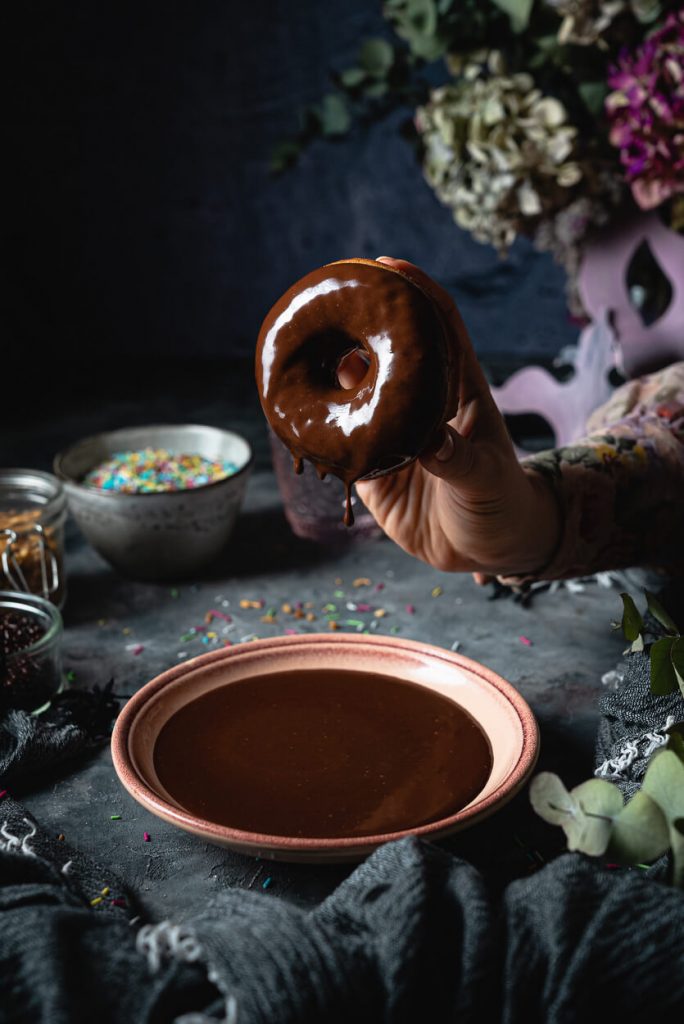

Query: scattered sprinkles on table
<box><xmin>83</xmin><ymin>448</ymin><xmax>238</xmax><ymax>493</ymax></box>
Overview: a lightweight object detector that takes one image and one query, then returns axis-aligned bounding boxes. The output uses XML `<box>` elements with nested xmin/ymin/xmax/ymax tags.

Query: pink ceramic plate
<box><xmin>111</xmin><ymin>633</ymin><xmax>539</xmax><ymax>863</ymax></box>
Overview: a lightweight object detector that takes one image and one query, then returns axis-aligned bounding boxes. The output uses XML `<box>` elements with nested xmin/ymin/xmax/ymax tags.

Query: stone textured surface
<box><xmin>0</xmin><ymin>364</ymin><xmax>626</xmax><ymax>920</ymax></box>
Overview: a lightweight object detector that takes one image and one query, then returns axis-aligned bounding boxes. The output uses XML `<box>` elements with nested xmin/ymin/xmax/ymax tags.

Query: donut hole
<box><xmin>281</xmin><ymin>331</ymin><xmax>370</xmax><ymax>391</ymax></box>
<box><xmin>336</xmin><ymin>347</ymin><xmax>371</xmax><ymax>390</ymax></box>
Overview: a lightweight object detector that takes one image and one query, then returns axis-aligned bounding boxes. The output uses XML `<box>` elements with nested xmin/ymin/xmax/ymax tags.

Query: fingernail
<box><xmin>434</xmin><ymin>431</ymin><xmax>454</xmax><ymax>462</ymax></box>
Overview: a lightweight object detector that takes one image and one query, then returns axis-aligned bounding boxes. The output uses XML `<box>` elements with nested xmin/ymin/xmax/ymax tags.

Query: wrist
<box><xmin>511</xmin><ymin>469</ymin><xmax>563</xmax><ymax>577</ymax></box>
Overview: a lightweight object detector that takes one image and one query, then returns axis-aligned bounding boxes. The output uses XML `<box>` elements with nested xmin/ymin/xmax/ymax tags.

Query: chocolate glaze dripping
<box><xmin>293</xmin><ymin>456</ymin><xmax>303</xmax><ymax>475</ymax></box>
<box><xmin>343</xmin><ymin>483</ymin><xmax>354</xmax><ymax>528</ymax></box>
<box><xmin>256</xmin><ymin>260</ymin><xmax>455</xmax><ymax>526</ymax></box>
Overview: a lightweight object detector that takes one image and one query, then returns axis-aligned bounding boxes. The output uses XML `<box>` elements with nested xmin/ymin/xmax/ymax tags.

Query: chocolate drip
<box><xmin>256</xmin><ymin>259</ymin><xmax>455</xmax><ymax>526</ymax></box>
<box><xmin>343</xmin><ymin>483</ymin><xmax>354</xmax><ymax>527</ymax></box>
<box><xmin>293</xmin><ymin>456</ymin><xmax>303</xmax><ymax>475</ymax></box>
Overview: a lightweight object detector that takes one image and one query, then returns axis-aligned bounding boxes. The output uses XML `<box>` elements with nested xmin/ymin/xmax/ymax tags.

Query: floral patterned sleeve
<box><xmin>500</xmin><ymin>361</ymin><xmax>684</xmax><ymax>584</ymax></box>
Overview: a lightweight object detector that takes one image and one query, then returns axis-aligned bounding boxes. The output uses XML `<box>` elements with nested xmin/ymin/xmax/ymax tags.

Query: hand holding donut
<box><xmin>353</xmin><ymin>258</ymin><xmax>561</xmax><ymax>577</ymax></box>
<box><xmin>256</xmin><ymin>255</ymin><xmax>561</xmax><ymax>577</ymax></box>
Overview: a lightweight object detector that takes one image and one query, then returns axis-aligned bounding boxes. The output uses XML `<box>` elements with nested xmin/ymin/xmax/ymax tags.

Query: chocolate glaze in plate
<box><xmin>111</xmin><ymin>634</ymin><xmax>539</xmax><ymax>863</ymax></box>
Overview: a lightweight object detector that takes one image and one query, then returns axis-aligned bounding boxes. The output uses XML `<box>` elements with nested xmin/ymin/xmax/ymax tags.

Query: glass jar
<box><xmin>0</xmin><ymin>470</ymin><xmax>67</xmax><ymax>608</ymax></box>
<box><xmin>0</xmin><ymin>591</ymin><xmax>64</xmax><ymax>713</ymax></box>
<box><xmin>268</xmin><ymin>430</ymin><xmax>383</xmax><ymax>545</ymax></box>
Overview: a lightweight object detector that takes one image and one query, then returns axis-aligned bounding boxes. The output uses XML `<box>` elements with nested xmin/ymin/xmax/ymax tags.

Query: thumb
<box><xmin>419</xmin><ymin>424</ymin><xmax>474</xmax><ymax>482</ymax></box>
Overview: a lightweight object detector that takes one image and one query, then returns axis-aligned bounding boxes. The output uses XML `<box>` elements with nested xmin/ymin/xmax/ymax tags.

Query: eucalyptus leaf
<box><xmin>671</xmin><ymin>819</ymin><xmax>684</xmax><ymax>888</ymax></box>
<box><xmin>670</xmin><ymin>636</ymin><xmax>684</xmax><ymax>697</ymax></box>
<box><xmin>666</xmin><ymin>722</ymin><xmax>684</xmax><ymax>762</ymax></box>
<box><xmin>645</xmin><ymin>590</ymin><xmax>680</xmax><ymax>634</ymax></box>
<box><xmin>608</xmin><ymin>790</ymin><xmax>670</xmax><ymax>864</ymax></box>
<box><xmin>490</xmin><ymin>0</ymin><xmax>534</xmax><ymax>32</ymax></box>
<box><xmin>569</xmin><ymin>779</ymin><xmax>623</xmax><ymax>856</ymax></box>
<box><xmin>650</xmin><ymin>636</ymin><xmax>677</xmax><ymax>695</ymax></box>
<box><xmin>642</xmin><ymin>750</ymin><xmax>684</xmax><ymax>821</ymax></box>
<box><xmin>270</xmin><ymin>141</ymin><xmax>302</xmax><ymax>173</ymax></box>
<box><xmin>578</xmin><ymin>81</ymin><xmax>608</xmax><ymax>116</ymax></box>
<box><xmin>319</xmin><ymin>93</ymin><xmax>352</xmax><ymax>136</ymax></box>
<box><xmin>619</xmin><ymin>593</ymin><xmax>643</xmax><ymax>643</ymax></box>
<box><xmin>359</xmin><ymin>38</ymin><xmax>394</xmax><ymax>76</ymax></box>
<box><xmin>529</xmin><ymin>772</ymin><xmax>577</xmax><ymax>826</ymax></box>
<box><xmin>340</xmin><ymin>67</ymin><xmax>367</xmax><ymax>88</ymax></box>
<box><xmin>363</xmin><ymin>80</ymin><xmax>389</xmax><ymax>99</ymax></box>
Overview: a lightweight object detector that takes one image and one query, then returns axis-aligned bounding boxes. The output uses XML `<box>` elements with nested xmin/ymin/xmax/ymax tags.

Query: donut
<box><xmin>255</xmin><ymin>258</ymin><xmax>458</xmax><ymax>525</ymax></box>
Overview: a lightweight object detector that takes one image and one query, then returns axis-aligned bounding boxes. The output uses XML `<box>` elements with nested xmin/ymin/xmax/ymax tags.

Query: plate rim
<box><xmin>111</xmin><ymin>632</ymin><xmax>540</xmax><ymax>854</ymax></box>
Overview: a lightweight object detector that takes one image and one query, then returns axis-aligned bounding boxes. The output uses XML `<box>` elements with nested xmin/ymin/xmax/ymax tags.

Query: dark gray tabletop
<box><xmin>4</xmin><ymin>364</ymin><xmax>626</xmax><ymax>920</ymax></box>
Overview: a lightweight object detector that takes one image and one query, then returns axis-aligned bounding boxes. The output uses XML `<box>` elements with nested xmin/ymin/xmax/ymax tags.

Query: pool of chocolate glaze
<box><xmin>153</xmin><ymin>668</ymin><xmax>493</xmax><ymax>839</ymax></box>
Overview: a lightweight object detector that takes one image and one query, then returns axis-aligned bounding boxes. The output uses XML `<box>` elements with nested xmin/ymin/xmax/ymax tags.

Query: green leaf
<box><xmin>666</xmin><ymin>722</ymin><xmax>684</xmax><ymax>762</ymax></box>
<box><xmin>671</xmin><ymin>637</ymin><xmax>684</xmax><ymax>697</ymax></box>
<box><xmin>645</xmin><ymin>590</ymin><xmax>680</xmax><ymax>634</ymax></box>
<box><xmin>619</xmin><ymin>593</ymin><xmax>644</xmax><ymax>642</ymax></box>
<box><xmin>608</xmin><ymin>790</ymin><xmax>670</xmax><ymax>864</ymax></box>
<box><xmin>569</xmin><ymin>779</ymin><xmax>623</xmax><ymax>856</ymax></box>
<box><xmin>650</xmin><ymin>636</ymin><xmax>677</xmax><ymax>695</ymax></box>
<box><xmin>359</xmin><ymin>38</ymin><xmax>394</xmax><ymax>76</ymax></box>
<box><xmin>269</xmin><ymin>141</ymin><xmax>302</xmax><ymax>173</ymax></box>
<box><xmin>490</xmin><ymin>0</ymin><xmax>534</xmax><ymax>32</ymax></box>
<box><xmin>671</xmin><ymin>819</ymin><xmax>684</xmax><ymax>888</ymax></box>
<box><xmin>319</xmin><ymin>94</ymin><xmax>352</xmax><ymax>136</ymax></box>
<box><xmin>578</xmin><ymin>81</ymin><xmax>608</xmax><ymax>116</ymax></box>
<box><xmin>642</xmin><ymin>750</ymin><xmax>684</xmax><ymax>821</ymax></box>
<box><xmin>339</xmin><ymin>67</ymin><xmax>367</xmax><ymax>88</ymax></box>
<box><xmin>363</xmin><ymin>80</ymin><xmax>389</xmax><ymax>99</ymax></box>
<box><xmin>529</xmin><ymin>772</ymin><xmax>577</xmax><ymax>826</ymax></box>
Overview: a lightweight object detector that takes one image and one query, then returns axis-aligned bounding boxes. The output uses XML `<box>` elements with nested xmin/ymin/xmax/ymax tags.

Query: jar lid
<box><xmin>0</xmin><ymin>469</ymin><xmax>66</xmax><ymax>518</ymax></box>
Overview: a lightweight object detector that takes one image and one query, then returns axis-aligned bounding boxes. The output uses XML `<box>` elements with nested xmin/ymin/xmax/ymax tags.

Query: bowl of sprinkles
<box><xmin>54</xmin><ymin>425</ymin><xmax>252</xmax><ymax>580</ymax></box>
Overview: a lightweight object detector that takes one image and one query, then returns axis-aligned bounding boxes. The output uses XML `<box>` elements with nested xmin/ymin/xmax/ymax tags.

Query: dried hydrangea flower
<box><xmin>545</xmin><ymin>0</ymin><xmax>663</xmax><ymax>47</ymax></box>
<box><xmin>416</xmin><ymin>53</ymin><xmax>584</xmax><ymax>252</ymax></box>
<box><xmin>605</xmin><ymin>10</ymin><xmax>684</xmax><ymax>209</ymax></box>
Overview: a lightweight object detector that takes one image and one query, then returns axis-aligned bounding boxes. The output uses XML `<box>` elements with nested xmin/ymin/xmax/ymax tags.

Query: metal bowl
<box><xmin>53</xmin><ymin>424</ymin><xmax>253</xmax><ymax>580</ymax></box>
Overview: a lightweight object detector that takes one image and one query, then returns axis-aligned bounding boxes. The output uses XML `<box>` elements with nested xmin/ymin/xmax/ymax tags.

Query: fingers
<box><xmin>375</xmin><ymin>257</ymin><xmax>505</xmax><ymax>444</ymax></box>
<box><xmin>418</xmin><ymin>424</ymin><xmax>474</xmax><ymax>482</ymax></box>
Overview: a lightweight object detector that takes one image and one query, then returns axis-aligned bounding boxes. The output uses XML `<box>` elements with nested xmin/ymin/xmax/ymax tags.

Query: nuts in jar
<box><xmin>0</xmin><ymin>471</ymin><xmax>67</xmax><ymax>608</ymax></box>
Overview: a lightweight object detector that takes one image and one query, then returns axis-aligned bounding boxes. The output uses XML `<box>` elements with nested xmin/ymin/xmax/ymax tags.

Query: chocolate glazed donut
<box><xmin>256</xmin><ymin>258</ymin><xmax>459</xmax><ymax>525</ymax></box>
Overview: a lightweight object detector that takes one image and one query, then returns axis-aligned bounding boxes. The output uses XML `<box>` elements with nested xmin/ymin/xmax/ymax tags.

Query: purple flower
<box><xmin>605</xmin><ymin>10</ymin><xmax>684</xmax><ymax>209</ymax></box>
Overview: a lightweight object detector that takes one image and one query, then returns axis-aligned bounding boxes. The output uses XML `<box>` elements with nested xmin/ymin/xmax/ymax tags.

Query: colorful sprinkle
<box><xmin>405</xmin><ymin>604</ymin><xmax>415</xmax><ymax>615</ymax></box>
<box><xmin>0</xmin><ymin>790</ymin><xmax>7</xmax><ymax>800</ymax></box>
<box><xmin>519</xmin><ymin>635</ymin><xmax>533</xmax><ymax>647</ymax></box>
<box><xmin>110</xmin><ymin>898</ymin><xmax>127</xmax><ymax>908</ymax></box>
<box><xmin>101</xmin><ymin>886</ymin><xmax>110</xmax><ymax>896</ymax></box>
<box><xmin>110</xmin><ymin>815</ymin><xmax>121</xmax><ymax>821</ymax></box>
<box><xmin>262</xmin><ymin>877</ymin><xmax>272</xmax><ymax>890</ymax></box>
<box><xmin>57</xmin><ymin>833</ymin><xmax>65</xmax><ymax>841</ymax></box>
<box><xmin>83</xmin><ymin>448</ymin><xmax>238</xmax><ymax>493</ymax></box>
<box><xmin>143</xmin><ymin>832</ymin><xmax>151</xmax><ymax>842</ymax></box>
<box><xmin>356</xmin><ymin>603</ymin><xmax>371</xmax><ymax>613</ymax></box>
<box><xmin>66</xmin><ymin>671</ymin><xmax>76</xmax><ymax>682</ymax></box>
<box><xmin>431</xmin><ymin>586</ymin><xmax>443</xmax><ymax>598</ymax></box>
<box><xmin>328</xmin><ymin>621</ymin><xmax>339</xmax><ymax>631</ymax></box>
<box><xmin>353</xmin><ymin>578</ymin><xmax>371</xmax><ymax>588</ymax></box>
<box><xmin>373</xmin><ymin>608</ymin><xmax>386</xmax><ymax>618</ymax></box>
<box><xmin>90</xmin><ymin>896</ymin><xmax>103</xmax><ymax>906</ymax></box>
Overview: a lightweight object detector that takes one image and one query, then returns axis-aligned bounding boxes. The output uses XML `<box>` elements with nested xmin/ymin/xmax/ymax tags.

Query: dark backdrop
<box><xmin>7</xmin><ymin>1</ymin><xmax>577</xmax><ymax>368</ymax></box>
